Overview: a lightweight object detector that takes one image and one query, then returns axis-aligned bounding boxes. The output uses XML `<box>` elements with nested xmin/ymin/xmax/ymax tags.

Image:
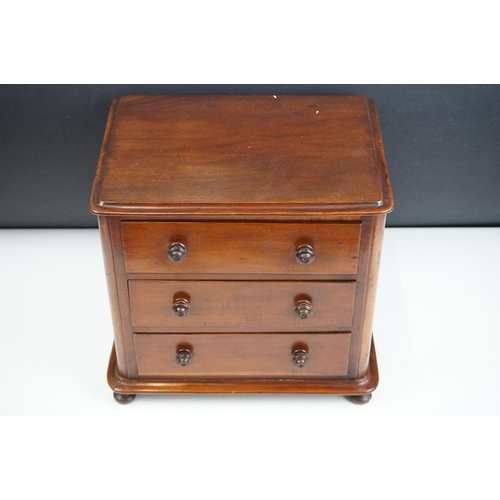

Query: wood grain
<box><xmin>129</xmin><ymin>280</ymin><xmax>356</xmax><ymax>331</ymax></box>
<box><xmin>134</xmin><ymin>333</ymin><xmax>351</xmax><ymax>378</ymax></box>
<box><xmin>90</xmin><ymin>95</ymin><xmax>393</xmax><ymax>401</ymax></box>
<box><xmin>357</xmin><ymin>215</ymin><xmax>387</xmax><ymax>377</ymax></box>
<box><xmin>89</xmin><ymin>95</ymin><xmax>394</xmax><ymax>216</ymax></box>
<box><xmin>108</xmin><ymin>339</ymin><xmax>379</xmax><ymax>395</ymax></box>
<box><xmin>122</xmin><ymin>221</ymin><xmax>361</xmax><ymax>275</ymax></box>
<box><xmin>96</xmin><ymin>216</ymin><xmax>128</xmax><ymax>372</ymax></box>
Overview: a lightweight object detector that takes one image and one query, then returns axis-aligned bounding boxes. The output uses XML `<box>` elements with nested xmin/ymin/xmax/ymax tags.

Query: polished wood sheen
<box><xmin>113</xmin><ymin>392</ymin><xmax>136</xmax><ymax>404</ymax></box>
<box><xmin>346</xmin><ymin>394</ymin><xmax>372</xmax><ymax>405</ymax></box>
<box><xmin>107</xmin><ymin>339</ymin><xmax>379</xmax><ymax>396</ymax></box>
<box><xmin>89</xmin><ymin>96</ymin><xmax>393</xmax><ymax>217</ymax></box>
<box><xmin>128</xmin><ymin>280</ymin><xmax>356</xmax><ymax>331</ymax></box>
<box><xmin>134</xmin><ymin>333</ymin><xmax>351</xmax><ymax>378</ymax></box>
<box><xmin>122</xmin><ymin>221</ymin><xmax>361</xmax><ymax>275</ymax></box>
<box><xmin>90</xmin><ymin>95</ymin><xmax>394</xmax><ymax>404</ymax></box>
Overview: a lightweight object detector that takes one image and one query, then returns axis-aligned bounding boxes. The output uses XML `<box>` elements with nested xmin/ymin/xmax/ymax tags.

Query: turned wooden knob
<box><xmin>295</xmin><ymin>244</ymin><xmax>315</xmax><ymax>265</ymax></box>
<box><xmin>168</xmin><ymin>242</ymin><xmax>187</xmax><ymax>262</ymax></box>
<box><xmin>294</xmin><ymin>299</ymin><xmax>313</xmax><ymax>319</ymax></box>
<box><xmin>172</xmin><ymin>297</ymin><xmax>190</xmax><ymax>317</ymax></box>
<box><xmin>175</xmin><ymin>348</ymin><xmax>193</xmax><ymax>366</ymax></box>
<box><xmin>291</xmin><ymin>349</ymin><xmax>309</xmax><ymax>368</ymax></box>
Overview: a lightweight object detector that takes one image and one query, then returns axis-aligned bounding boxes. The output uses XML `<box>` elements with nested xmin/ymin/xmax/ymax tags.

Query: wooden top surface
<box><xmin>90</xmin><ymin>95</ymin><xmax>393</xmax><ymax>216</ymax></box>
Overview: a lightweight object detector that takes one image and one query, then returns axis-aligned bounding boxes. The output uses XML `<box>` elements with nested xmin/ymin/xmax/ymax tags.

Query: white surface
<box><xmin>0</xmin><ymin>227</ymin><xmax>499</xmax><ymax>416</ymax></box>
<box><xmin>2</xmin><ymin>228</ymin><xmax>499</xmax><ymax>500</ymax></box>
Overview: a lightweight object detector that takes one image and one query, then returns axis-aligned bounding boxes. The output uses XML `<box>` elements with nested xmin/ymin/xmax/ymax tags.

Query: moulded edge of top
<box><xmin>89</xmin><ymin>97</ymin><xmax>394</xmax><ymax>218</ymax></box>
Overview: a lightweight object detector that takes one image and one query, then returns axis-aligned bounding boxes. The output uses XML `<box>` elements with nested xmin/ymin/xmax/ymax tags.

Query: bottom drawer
<box><xmin>134</xmin><ymin>333</ymin><xmax>351</xmax><ymax>378</ymax></box>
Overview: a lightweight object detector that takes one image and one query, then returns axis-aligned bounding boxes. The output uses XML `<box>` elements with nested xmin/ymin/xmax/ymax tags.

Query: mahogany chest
<box><xmin>90</xmin><ymin>95</ymin><xmax>394</xmax><ymax>404</ymax></box>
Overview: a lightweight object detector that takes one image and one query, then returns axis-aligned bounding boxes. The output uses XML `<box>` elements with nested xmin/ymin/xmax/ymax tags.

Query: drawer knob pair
<box><xmin>172</xmin><ymin>297</ymin><xmax>313</xmax><ymax>319</ymax></box>
<box><xmin>169</xmin><ymin>242</ymin><xmax>315</xmax><ymax>265</ymax></box>
<box><xmin>174</xmin><ymin>347</ymin><xmax>309</xmax><ymax>368</ymax></box>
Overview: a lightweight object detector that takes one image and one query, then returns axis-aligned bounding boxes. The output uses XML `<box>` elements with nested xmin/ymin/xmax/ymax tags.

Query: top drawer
<box><xmin>122</xmin><ymin>222</ymin><xmax>361</xmax><ymax>275</ymax></box>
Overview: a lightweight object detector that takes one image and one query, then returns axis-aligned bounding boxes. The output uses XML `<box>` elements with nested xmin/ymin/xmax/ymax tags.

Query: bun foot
<box><xmin>346</xmin><ymin>394</ymin><xmax>372</xmax><ymax>405</ymax></box>
<box><xmin>113</xmin><ymin>392</ymin><xmax>136</xmax><ymax>404</ymax></box>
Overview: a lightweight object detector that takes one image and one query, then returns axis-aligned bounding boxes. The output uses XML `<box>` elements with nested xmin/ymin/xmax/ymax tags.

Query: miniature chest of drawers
<box><xmin>90</xmin><ymin>95</ymin><xmax>394</xmax><ymax>404</ymax></box>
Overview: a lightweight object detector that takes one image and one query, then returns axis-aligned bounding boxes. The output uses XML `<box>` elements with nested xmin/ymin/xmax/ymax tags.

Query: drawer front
<box><xmin>122</xmin><ymin>222</ymin><xmax>361</xmax><ymax>275</ymax></box>
<box><xmin>129</xmin><ymin>280</ymin><xmax>356</xmax><ymax>331</ymax></box>
<box><xmin>134</xmin><ymin>333</ymin><xmax>351</xmax><ymax>378</ymax></box>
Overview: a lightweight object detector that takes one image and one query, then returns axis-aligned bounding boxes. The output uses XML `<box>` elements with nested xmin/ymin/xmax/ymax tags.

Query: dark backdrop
<box><xmin>1</xmin><ymin>84</ymin><xmax>499</xmax><ymax>228</ymax></box>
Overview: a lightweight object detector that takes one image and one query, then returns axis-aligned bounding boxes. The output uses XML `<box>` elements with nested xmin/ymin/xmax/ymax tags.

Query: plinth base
<box><xmin>108</xmin><ymin>339</ymin><xmax>379</xmax><ymax>404</ymax></box>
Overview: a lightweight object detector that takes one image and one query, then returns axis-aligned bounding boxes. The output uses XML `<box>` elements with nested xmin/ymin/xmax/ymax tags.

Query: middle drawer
<box><xmin>129</xmin><ymin>280</ymin><xmax>356</xmax><ymax>332</ymax></box>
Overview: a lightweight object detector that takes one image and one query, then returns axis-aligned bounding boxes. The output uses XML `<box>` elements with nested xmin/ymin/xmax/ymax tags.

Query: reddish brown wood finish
<box><xmin>89</xmin><ymin>96</ymin><xmax>393</xmax><ymax>217</ymax></box>
<box><xmin>122</xmin><ymin>221</ymin><xmax>361</xmax><ymax>275</ymax></box>
<box><xmin>90</xmin><ymin>95</ymin><xmax>393</xmax><ymax>404</ymax></box>
<box><xmin>96</xmin><ymin>216</ymin><xmax>128</xmax><ymax>372</ymax></box>
<box><xmin>346</xmin><ymin>394</ymin><xmax>372</xmax><ymax>405</ymax></box>
<box><xmin>357</xmin><ymin>215</ymin><xmax>387</xmax><ymax>377</ymax></box>
<box><xmin>128</xmin><ymin>280</ymin><xmax>356</xmax><ymax>331</ymax></box>
<box><xmin>107</xmin><ymin>339</ymin><xmax>378</xmax><ymax>396</ymax></box>
<box><xmin>113</xmin><ymin>392</ymin><xmax>136</xmax><ymax>404</ymax></box>
<box><xmin>134</xmin><ymin>333</ymin><xmax>351</xmax><ymax>378</ymax></box>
